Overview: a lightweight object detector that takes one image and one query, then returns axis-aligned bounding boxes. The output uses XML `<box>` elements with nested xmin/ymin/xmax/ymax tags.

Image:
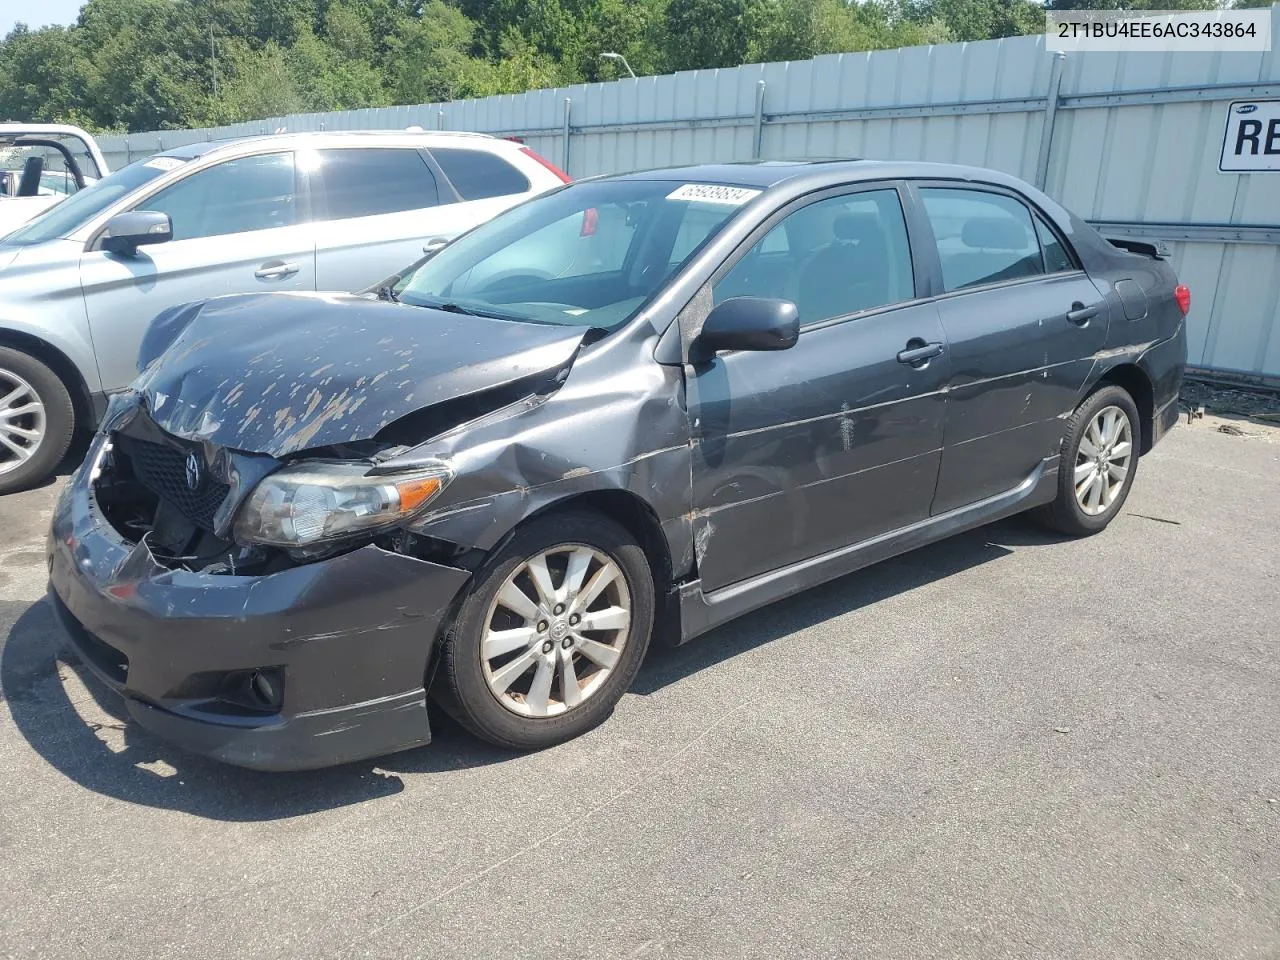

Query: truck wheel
<box><xmin>0</xmin><ymin>347</ymin><xmax>76</xmax><ymax>495</ymax></box>
<box><xmin>435</xmin><ymin>511</ymin><xmax>655</xmax><ymax>750</ymax></box>
<box><xmin>1035</xmin><ymin>384</ymin><xmax>1140</xmax><ymax>536</ymax></box>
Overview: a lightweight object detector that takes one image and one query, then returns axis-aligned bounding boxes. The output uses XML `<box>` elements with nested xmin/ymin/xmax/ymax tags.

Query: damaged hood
<box><xmin>134</xmin><ymin>292</ymin><xmax>587</xmax><ymax>457</ymax></box>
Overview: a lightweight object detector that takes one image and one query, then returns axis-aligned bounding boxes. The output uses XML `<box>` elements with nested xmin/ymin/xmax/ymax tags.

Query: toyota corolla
<box><xmin>47</xmin><ymin>160</ymin><xmax>1187</xmax><ymax>770</ymax></box>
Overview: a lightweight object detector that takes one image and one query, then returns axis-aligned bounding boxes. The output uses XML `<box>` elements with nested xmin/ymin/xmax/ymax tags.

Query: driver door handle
<box><xmin>255</xmin><ymin>260</ymin><xmax>299</xmax><ymax>281</ymax></box>
<box><xmin>897</xmin><ymin>339</ymin><xmax>944</xmax><ymax>367</ymax></box>
<box><xmin>1067</xmin><ymin>301</ymin><xmax>1101</xmax><ymax>325</ymax></box>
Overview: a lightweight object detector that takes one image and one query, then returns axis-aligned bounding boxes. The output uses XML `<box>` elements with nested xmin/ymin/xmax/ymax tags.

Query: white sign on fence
<box><xmin>1220</xmin><ymin>100</ymin><xmax>1280</xmax><ymax>172</ymax></box>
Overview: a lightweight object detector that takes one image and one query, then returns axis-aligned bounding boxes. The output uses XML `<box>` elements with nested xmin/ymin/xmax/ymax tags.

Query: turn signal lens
<box><xmin>1175</xmin><ymin>284</ymin><xmax>1191</xmax><ymax>316</ymax></box>
<box><xmin>394</xmin><ymin>475</ymin><xmax>445</xmax><ymax>512</ymax></box>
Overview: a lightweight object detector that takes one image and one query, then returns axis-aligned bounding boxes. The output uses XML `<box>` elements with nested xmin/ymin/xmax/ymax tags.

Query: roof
<box><xmin>153</xmin><ymin>129</ymin><xmax>502</xmax><ymax>160</ymax></box>
<box><xmin>607</xmin><ymin>158</ymin><xmax>1048</xmax><ymax>192</ymax></box>
<box><xmin>608</xmin><ymin>160</ymin><xmax>865</xmax><ymax>189</ymax></box>
<box><xmin>0</xmin><ymin>122</ymin><xmax>99</xmax><ymax>139</ymax></box>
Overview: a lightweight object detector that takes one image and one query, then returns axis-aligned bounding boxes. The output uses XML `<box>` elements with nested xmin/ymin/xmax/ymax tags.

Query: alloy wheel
<box><xmin>481</xmin><ymin>545</ymin><xmax>632</xmax><ymax>718</ymax></box>
<box><xmin>0</xmin><ymin>368</ymin><xmax>46</xmax><ymax>477</ymax></box>
<box><xmin>1074</xmin><ymin>404</ymin><xmax>1133</xmax><ymax>516</ymax></box>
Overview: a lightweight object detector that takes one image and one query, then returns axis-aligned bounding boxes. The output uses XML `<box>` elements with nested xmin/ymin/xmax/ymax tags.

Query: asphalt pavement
<box><xmin>1</xmin><ymin>420</ymin><xmax>1277</xmax><ymax>960</ymax></box>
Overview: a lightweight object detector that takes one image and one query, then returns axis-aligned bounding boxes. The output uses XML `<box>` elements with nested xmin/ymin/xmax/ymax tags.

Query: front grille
<box><xmin>114</xmin><ymin>434</ymin><xmax>229</xmax><ymax>532</ymax></box>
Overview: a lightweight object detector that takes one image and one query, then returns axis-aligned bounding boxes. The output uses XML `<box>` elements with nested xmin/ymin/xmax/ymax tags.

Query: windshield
<box><xmin>2</xmin><ymin>155</ymin><xmax>186</xmax><ymax>246</ymax></box>
<box><xmin>398</xmin><ymin>178</ymin><xmax>760</xmax><ymax>331</ymax></box>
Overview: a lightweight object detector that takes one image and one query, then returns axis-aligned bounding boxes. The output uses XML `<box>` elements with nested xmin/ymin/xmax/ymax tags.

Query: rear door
<box><xmin>78</xmin><ymin>150</ymin><xmax>317</xmax><ymax>393</ymax></box>
<box><xmin>307</xmin><ymin>146</ymin><xmax>463</xmax><ymax>292</ymax></box>
<box><xmin>687</xmin><ymin>184</ymin><xmax>950</xmax><ymax>592</ymax></box>
<box><xmin>913</xmin><ymin>183</ymin><xmax>1108</xmax><ymax>515</ymax></box>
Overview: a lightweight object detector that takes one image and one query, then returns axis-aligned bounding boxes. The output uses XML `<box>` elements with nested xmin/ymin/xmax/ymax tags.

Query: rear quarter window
<box><xmin>431</xmin><ymin>147</ymin><xmax>531</xmax><ymax>201</ymax></box>
<box><xmin>1034</xmin><ymin>214</ymin><xmax>1077</xmax><ymax>273</ymax></box>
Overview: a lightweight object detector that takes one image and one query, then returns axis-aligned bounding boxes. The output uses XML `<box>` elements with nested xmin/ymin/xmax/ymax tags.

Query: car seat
<box><xmin>794</xmin><ymin>212</ymin><xmax>891</xmax><ymax>322</ymax></box>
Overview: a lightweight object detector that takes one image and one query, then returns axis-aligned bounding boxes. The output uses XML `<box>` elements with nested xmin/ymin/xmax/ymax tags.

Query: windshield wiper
<box><xmin>376</xmin><ymin>283</ymin><xmax>399</xmax><ymax>303</ymax></box>
<box><xmin>430</xmin><ymin>300</ymin><xmax>480</xmax><ymax>316</ymax></box>
<box><xmin>411</xmin><ymin>296</ymin><xmax>531</xmax><ymax>323</ymax></box>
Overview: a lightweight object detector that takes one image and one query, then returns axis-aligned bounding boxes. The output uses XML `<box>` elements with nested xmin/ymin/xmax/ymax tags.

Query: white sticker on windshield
<box><xmin>666</xmin><ymin>183</ymin><xmax>762</xmax><ymax>206</ymax></box>
<box><xmin>142</xmin><ymin>156</ymin><xmax>185</xmax><ymax>171</ymax></box>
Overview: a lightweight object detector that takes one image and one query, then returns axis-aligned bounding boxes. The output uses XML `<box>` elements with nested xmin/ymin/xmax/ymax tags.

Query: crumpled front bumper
<box><xmin>45</xmin><ymin>452</ymin><xmax>472</xmax><ymax>771</ymax></box>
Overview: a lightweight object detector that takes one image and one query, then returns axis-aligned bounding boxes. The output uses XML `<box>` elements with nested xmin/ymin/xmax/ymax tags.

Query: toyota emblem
<box><xmin>184</xmin><ymin>451</ymin><xmax>203</xmax><ymax>491</ymax></box>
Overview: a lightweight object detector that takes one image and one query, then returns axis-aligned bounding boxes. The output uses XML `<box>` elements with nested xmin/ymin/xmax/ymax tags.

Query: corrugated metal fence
<box><xmin>96</xmin><ymin>12</ymin><xmax>1280</xmax><ymax>380</ymax></box>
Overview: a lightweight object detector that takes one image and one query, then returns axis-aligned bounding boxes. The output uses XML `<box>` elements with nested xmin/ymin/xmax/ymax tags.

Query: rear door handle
<box><xmin>1067</xmin><ymin>301</ymin><xmax>1101</xmax><ymax>325</ymax></box>
<box><xmin>255</xmin><ymin>260</ymin><xmax>299</xmax><ymax>281</ymax></box>
<box><xmin>897</xmin><ymin>339</ymin><xmax>944</xmax><ymax>367</ymax></box>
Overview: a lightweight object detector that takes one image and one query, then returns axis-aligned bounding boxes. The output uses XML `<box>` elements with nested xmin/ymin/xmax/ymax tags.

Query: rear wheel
<box><xmin>435</xmin><ymin>511</ymin><xmax>655</xmax><ymax>750</ymax></box>
<box><xmin>0</xmin><ymin>347</ymin><xmax>75</xmax><ymax>495</ymax></box>
<box><xmin>1035</xmin><ymin>384</ymin><xmax>1140</xmax><ymax>536</ymax></box>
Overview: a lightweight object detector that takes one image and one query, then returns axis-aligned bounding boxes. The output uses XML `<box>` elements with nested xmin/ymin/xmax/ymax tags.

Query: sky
<box><xmin>3</xmin><ymin>0</ymin><xmax>85</xmax><ymax>37</ymax></box>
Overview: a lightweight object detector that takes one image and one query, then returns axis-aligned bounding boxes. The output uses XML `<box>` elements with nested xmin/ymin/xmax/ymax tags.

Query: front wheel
<box><xmin>0</xmin><ymin>347</ymin><xmax>76</xmax><ymax>495</ymax></box>
<box><xmin>434</xmin><ymin>511</ymin><xmax>655</xmax><ymax>750</ymax></box>
<box><xmin>1035</xmin><ymin>384</ymin><xmax>1140</xmax><ymax>536</ymax></box>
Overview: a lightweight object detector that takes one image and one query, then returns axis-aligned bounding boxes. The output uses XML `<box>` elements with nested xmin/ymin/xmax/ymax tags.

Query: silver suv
<box><xmin>0</xmin><ymin>130</ymin><xmax>569</xmax><ymax>493</ymax></box>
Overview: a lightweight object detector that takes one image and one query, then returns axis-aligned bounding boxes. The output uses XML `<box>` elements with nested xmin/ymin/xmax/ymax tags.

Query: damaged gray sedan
<box><xmin>47</xmin><ymin>160</ymin><xmax>1187</xmax><ymax>770</ymax></box>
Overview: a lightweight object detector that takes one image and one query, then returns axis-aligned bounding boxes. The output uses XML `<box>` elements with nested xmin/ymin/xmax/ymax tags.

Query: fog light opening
<box><xmin>247</xmin><ymin>669</ymin><xmax>284</xmax><ymax>712</ymax></box>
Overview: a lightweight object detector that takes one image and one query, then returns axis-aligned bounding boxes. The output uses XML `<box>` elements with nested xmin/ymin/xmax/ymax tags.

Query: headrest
<box><xmin>961</xmin><ymin>216</ymin><xmax>1028</xmax><ymax>251</ymax></box>
<box><xmin>832</xmin><ymin>212</ymin><xmax>881</xmax><ymax>244</ymax></box>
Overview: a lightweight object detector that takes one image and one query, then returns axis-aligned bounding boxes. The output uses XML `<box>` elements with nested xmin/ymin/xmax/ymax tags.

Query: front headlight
<box><xmin>233</xmin><ymin>460</ymin><xmax>453</xmax><ymax>548</ymax></box>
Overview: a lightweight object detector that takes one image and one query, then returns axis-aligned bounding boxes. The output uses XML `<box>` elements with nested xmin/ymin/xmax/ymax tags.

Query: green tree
<box><xmin>385</xmin><ymin>0</ymin><xmax>481</xmax><ymax>102</ymax></box>
<box><xmin>908</xmin><ymin>0</ymin><xmax>1042</xmax><ymax>40</ymax></box>
<box><xmin>324</xmin><ymin>0</ymin><xmax>376</xmax><ymax>59</ymax></box>
<box><xmin>665</xmin><ymin>0</ymin><xmax>760</xmax><ymax>70</ymax></box>
<box><xmin>206</xmin><ymin>39</ymin><xmax>307</xmax><ymax>121</ymax></box>
<box><xmin>0</xmin><ymin>26</ymin><xmax>95</xmax><ymax>124</ymax></box>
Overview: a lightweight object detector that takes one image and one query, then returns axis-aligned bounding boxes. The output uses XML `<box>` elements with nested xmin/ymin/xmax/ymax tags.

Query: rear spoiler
<box><xmin>1104</xmin><ymin>236</ymin><xmax>1171</xmax><ymax>259</ymax></box>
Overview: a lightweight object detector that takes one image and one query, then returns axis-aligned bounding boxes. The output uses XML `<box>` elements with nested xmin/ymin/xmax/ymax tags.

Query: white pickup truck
<box><xmin>0</xmin><ymin>124</ymin><xmax>109</xmax><ymax>236</ymax></box>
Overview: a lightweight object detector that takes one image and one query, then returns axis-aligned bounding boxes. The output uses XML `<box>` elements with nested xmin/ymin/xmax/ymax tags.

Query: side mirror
<box><xmin>102</xmin><ymin>211</ymin><xmax>172</xmax><ymax>256</ymax></box>
<box><xmin>422</xmin><ymin>237</ymin><xmax>448</xmax><ymax>257</ymax></box>
<box><xmin>691</xmin><ymin>297</ymin><xmax>799</xmax><ymax>362</ymax></box>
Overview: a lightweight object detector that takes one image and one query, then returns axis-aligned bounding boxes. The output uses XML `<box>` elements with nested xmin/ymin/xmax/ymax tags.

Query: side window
<box><xmin>1034</xmin><ymin>213</ymin><xmax>1075</xmax><ymax>273</ymax></box>
<box><xmin>919</xmin><ymin>188</ymin><xmax>1044</xmax><ymax>292</ymax></box>
<box><xmin>431</xmin><ymin>148</ymin><xmax>531</xmax><ymax>201</ymax></box>
<box><xmin>140</xmin><ymin>153</ymin><xmax>296</xmax><ymax>241</ymax></box>
<box><xmin>311</xmin><ymin>148</ymin><xmax>439</xmax><ymax>220</ymax></box>
<box><xmin>714</xmin><ymin>189</ymin><xmax>915</xmax><ymax>325</ymax></box>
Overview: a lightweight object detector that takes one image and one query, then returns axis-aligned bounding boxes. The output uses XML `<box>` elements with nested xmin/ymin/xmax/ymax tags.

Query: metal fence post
<box><xmin>752</xmin><ymin>80</ymin><xmax>767</xmax><ymax>159</ymax></box>
<box><xmin>562</xmin><ymin>97</ymin><xmax>573</xmax><ymax>174</ymax></box>
<box><xmin>124</xmin><ymin>138</ymin><xmax>132</xmax><ymax>164</ymax></box>
<box><xmin>1035</xmin><ymin>52</ymin><xmax>1067</xmax><ymax>191</ymax></box>
<box><xmin>437</xmin><ymin>109</ymin><xmax>445</xmax><ymax>131</ymax></box>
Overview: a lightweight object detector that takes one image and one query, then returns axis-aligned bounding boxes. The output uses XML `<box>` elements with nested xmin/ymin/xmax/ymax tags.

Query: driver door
<box><xmin>686</xmin><ymin>185</ymin><xmax>950</xmax><ymax>592</ymax></box>
<box><xmin>78</xmin><ymin>151</ymin><xmax>317</xmax><ymax>393</ymax></box>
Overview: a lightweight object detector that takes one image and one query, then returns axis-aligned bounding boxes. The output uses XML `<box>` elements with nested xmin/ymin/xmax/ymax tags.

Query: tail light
<box><xmin>1175</xmin><ymin>284</ymin><xmax>1190</xmax><ymax>315</ymax></box>
<box><xmin>581</xmin><ymin>207</ymin><xmax>599</xmax><ymax>237</ymax></box>
<box><xmin>520</xmin><ymin>146</ymin><xmax>571</xmax><ymax>183</ymax></box>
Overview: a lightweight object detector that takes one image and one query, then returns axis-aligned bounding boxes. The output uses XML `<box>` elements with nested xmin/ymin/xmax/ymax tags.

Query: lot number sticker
<box><xmin>1220</xmin><ymin>100</ymin><xmax>1280</xmax><ymax>172</ymax></box>
<box><xmin>667</xmin><ymin>183</ymin><xmax>762</xmax><ymax>205</ymax></box>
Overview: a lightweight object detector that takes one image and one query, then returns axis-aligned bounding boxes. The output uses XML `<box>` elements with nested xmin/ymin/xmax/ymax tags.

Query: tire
<box><xmin>0</xmin><ymin>347</ymin><xmax>76</xmax><ymax>496</ymax></box>
<box><xmin>1035</xmin><ymin>384</ymin><xmax>1141</xmax><ymax>536</ymax></box>
<box><xmin>435</xmin><ymin>510</ymin><xmax>655</xmax><ymax>750</ymax></box>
